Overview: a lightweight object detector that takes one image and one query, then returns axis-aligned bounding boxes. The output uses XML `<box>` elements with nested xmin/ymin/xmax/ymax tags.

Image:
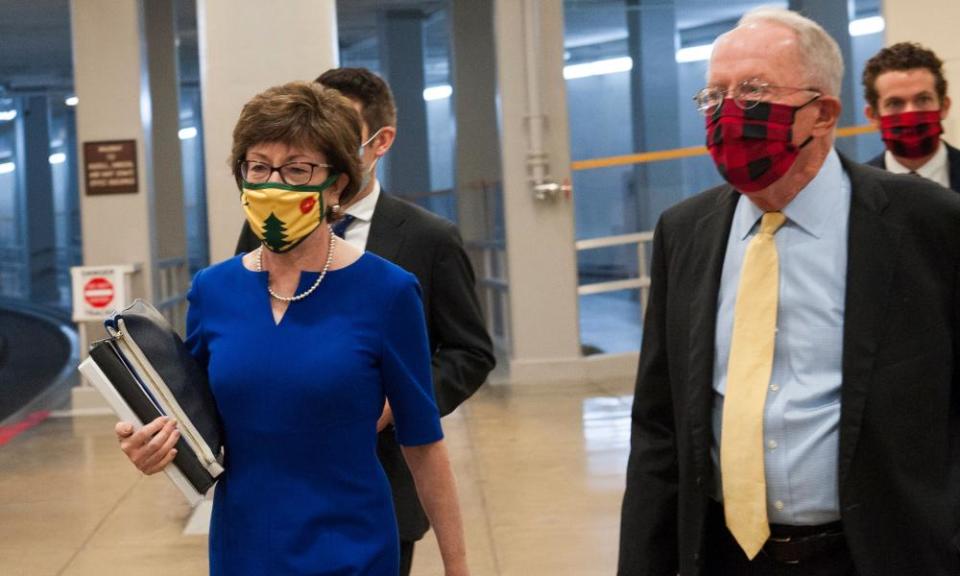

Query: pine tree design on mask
<box><xmin>262</xmin><ymin>213</ymin><xmax>288</xmax><ymax>251</ymax></box>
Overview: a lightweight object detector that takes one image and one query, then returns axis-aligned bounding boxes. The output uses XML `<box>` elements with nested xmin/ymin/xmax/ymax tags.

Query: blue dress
<box><xmin>185</xmin><ymin>253</ymin><xmax>443</xmax><ymax>575</ymax></box>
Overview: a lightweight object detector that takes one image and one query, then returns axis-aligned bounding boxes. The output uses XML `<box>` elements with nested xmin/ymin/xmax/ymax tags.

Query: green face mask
<box><xmin>240</xmin><ymin>174</ymin><xmax>338</xmax><ymax>252</ymax></box>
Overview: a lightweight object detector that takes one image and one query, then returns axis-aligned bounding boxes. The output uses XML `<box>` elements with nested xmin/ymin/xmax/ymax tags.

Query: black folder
<box><xmin>78</xmin><ymin>299</ymin><xmax>224</xmax><ymax>505</ymax></box>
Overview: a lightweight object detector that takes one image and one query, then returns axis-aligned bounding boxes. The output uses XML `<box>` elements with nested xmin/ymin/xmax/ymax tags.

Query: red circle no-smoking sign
<box><xmin>83</xmin><ymin>277</ymin><xmax>115</xmax><ymax>309</ymax></box>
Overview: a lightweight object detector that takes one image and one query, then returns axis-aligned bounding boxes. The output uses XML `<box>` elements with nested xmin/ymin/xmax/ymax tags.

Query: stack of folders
<box><xmin>78</xmin><ymin>299</ymin><xmax>224</xmax><ymax>506</ymax></box>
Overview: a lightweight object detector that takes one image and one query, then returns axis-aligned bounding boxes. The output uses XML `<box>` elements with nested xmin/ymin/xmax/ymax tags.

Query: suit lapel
<box><xmin>365</xmin><ymin>190</ymin><xmax>406</xmax><ymax>262</ymax></box>
<box><xmin>946</xmin><ymin>143</ymin><xmax>960</xmax><ymax>192</ymax></box>
<box><xmin>687</xmin><ymin>187</ymin><xmax>739</xmax><ymax>480</ymax></box>
<box><xmin>837</xmin><ymin>158</ymin><xmax>901</xmax><ymax>486</ymax></box>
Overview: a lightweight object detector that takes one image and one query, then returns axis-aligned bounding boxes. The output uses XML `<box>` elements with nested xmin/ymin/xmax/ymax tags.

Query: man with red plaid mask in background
<box><xmin>863</xmin><ymin>42</ymin><xmax>959</xmax><ymax>191</ymax></box>
<box><xmin>617</xmin><ymin>7</ymin><xmax>960</xmax><ymax>576</ymax></box>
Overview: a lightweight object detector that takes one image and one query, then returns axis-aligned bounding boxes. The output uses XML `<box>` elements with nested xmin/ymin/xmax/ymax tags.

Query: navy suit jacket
<box><xmin>618</xmin><ymin>156</ymin><xmax>960</xmax><ymax>576</ymax></box>
<box><xmin>866</xmin><ymin>140</ymin><xmax>960</xmax><ymax>192</ymax></box>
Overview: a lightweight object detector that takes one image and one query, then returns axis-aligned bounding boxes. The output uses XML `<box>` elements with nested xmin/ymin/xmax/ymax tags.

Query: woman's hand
<box><xmin>114</xmin><ymin>416</ymin><xmax>180</xmax><ymax>475</ymax></box>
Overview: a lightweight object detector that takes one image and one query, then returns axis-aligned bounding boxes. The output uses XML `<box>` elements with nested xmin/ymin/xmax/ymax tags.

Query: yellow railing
<box><xmin>570</xmin><ymin>124</ymin><xmax>878</xmax><ymax>171</ymax></box>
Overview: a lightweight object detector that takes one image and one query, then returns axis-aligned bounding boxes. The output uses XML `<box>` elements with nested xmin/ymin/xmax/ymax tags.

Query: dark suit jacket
<box><xmin>617</xmin><ymin>156</ymin><xmax>960</xmax><ymax>576</ymax></box>
<box><xmin>866</xmin><ymin>140</ymin><xmax>960</xmax><ymax>192</ymax></box>
<box><xmin>237</xmin><ymin>190</ymin><xmax>495</xmax><ymax>541</ymax></box>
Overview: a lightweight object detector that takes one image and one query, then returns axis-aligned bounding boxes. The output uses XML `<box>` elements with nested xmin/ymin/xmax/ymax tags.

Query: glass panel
<box><xmin>579</xmin><ymin>290</ymin><xmax>643</xmax><ymax>355</ymax></box>
<box><xmin>48</xmin><ymin>95</ymin><xmax>82</xmax><ymax>308</ymax></box>
<box><xmin>0</xmin><ymin>97</ymin><xmax>22</xmax><ymax>299</ymax></box>
<box><xmin>176</xmin><ymin>0</ymin><xmax>209</xmax><ymax>274</ymax></box>
<box><xmin>337</xmin><ymin>2</ymin><xmax>457</xmax><ymax>222</ymax></box>
<box><xmin>566</xmin><ymin>0</ymin><xmax>887</xmax><ymax>354</ymax></box>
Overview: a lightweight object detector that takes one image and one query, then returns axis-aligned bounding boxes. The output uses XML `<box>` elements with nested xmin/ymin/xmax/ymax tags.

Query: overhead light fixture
<box><xmin>849</xmin><ymin>16</ymin><xmax>884</xmax><ymax>37</ymax></box>
<box><xmin>0</xmin><ymin>110</ymin><xmax>16</xmax><ymax>121</ymax></box>
<box><xmin>564</xmin><ymin>56</ymin><xmax>633</xmax><ymax>80</ymax></box>
<box><xmin>65</xmin><ymin>96</ymin><xmax>79</xmax><ymax>106</ymax></box>
<box><xmin>0</xmin><ymin>162</ymin><xmax>15</xmax><ymax>174</ymax></box>
<box><xmin>676</xmin><ymin>43</ymin><xmax>714</xmax><ymax>64</ymax></box>
<box><xmin>49</xmin><ymin>153</ymin><xmax>67</xmax><ymax>165</ymax></box>
<box><xmin>423</xmin><ymin>85</ymin><xmax>453</xmax><ymax>102</ymax></box>
<box><xmin>178</xmin><ymin>126</ymin><xmax>198</xmax><ymax>140</ymax></box>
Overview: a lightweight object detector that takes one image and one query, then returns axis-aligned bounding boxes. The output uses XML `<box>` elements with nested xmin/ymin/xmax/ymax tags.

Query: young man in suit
<box><xmin>618</xmin><ymin>8</ymin><xmax>960</xmax><ymax>576</ymax></box>
<box><xmin>236</xmin><ymin>68</ymin><xmax>495</xmax><ymax>575</ymax></box>
<box><xmin>862</xmin><ymin>42</ymin><xmax>960</xmax><ymax>191</ymax></box>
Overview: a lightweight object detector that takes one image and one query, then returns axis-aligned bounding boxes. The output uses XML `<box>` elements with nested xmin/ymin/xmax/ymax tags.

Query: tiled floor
<box><xmin>0</xmin><ymin>377</ymin><xmax>636</xmax><ymax>576</ymax></box>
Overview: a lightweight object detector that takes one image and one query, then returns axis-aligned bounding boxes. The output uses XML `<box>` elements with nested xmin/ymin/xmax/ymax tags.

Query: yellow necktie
<box><xmin>721</xmin><ymin>210</ymin><xmax>787</xmax><ymax>559</ymax></box>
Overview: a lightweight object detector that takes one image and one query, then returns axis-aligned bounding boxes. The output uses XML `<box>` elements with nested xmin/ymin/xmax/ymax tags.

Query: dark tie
<box><xmin>330</xmin><ymin>214</ymin><xmax>356</xmax><ymax>238</ymax></box>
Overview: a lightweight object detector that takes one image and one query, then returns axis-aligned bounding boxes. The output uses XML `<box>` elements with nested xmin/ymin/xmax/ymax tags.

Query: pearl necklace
<box><xmin>257</xmin><ymin>231</ymin><xmax>336</xmax><ymax>302</ymax></box>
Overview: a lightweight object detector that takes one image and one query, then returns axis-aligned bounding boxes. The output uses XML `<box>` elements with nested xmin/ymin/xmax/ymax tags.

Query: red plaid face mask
<box><xmin>706</xmin><ymin>97</ymin><xmax>817</xmax><ymax>193</ymax></box>
<box><xmin>880</xmin><ymin>110</ymin><xmax>943</xmax><ymax>159</ymax></box>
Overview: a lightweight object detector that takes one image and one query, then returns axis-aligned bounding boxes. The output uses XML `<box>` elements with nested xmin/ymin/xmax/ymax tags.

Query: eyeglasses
<box><xmin>693</xmin><ymin>79</ymin><xmax>822</xmax><ymax>115</ymax></box>
<box><xmin>240</xmin><ymin>160</ymin><xmax>332</xmax><ymax>186</ymax></box>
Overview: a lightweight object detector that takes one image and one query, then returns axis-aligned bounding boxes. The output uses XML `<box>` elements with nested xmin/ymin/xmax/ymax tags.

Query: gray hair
<box><xmin>737</xmin><ymin>7</ymin><xmax>844</xmax><ymax>97</ymax></box>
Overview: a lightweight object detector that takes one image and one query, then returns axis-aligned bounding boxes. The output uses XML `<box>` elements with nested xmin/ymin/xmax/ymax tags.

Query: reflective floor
<box><xmin>0</xmin><ymin>376</ymin><xmax>636</xmax><ymax>576</ymax></box>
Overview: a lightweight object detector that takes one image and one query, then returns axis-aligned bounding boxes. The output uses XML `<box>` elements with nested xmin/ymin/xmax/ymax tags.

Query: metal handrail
<box><xmin>570</xmin><ymin>123</ymin><xmax>879</xmax><ymax>171</ymax></box>
<box><xmin>575</xmin><ymin>230</ymin><xmax>654</xmax><ymax>316</ymax></box>
<box><xmin>464</xmin><ymin>239</ymin><xmax>511</xmax><ymax>354</ymax></box>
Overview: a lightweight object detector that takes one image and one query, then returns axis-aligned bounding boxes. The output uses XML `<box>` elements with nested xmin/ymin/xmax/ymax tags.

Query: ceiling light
<box><xmin>849</xmin><ymin>16</ymin><xmax>884</xmax><ymax>37</ymax></box>
<box><xmin>423</xmin><ymin>85</ymin><xmax>453</xmax><ymax>102</ymax></box>
<box><xmin>564</xmin><ymin>57</ymin><xmax>633</xmax><ymax>80</ymax></box>
<box><xmin>676</xmin><ymin>44</ymin><xmax>714</xmax><ymax>64</ymax></box>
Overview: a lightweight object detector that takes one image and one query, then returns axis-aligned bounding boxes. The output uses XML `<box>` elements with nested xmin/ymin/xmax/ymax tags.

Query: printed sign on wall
<box><xmin>83</xmin><ymin>140</ymin><xmax>138</xmax><ymax>195</ymax></box>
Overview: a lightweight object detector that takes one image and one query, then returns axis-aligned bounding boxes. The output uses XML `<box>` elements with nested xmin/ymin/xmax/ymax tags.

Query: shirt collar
<box><xmin>733</xmin><ymin>148</ymin><xmax>844</xmax><ymax>240</ymax></box>
<box><xmin>344</xmin><ymin>179</ymin><xmax>380</xmax><ymax>222</ymax></box>
<box><xmin>884</xmin><ymin>141</ymin><xmax>948</xmax><ymax>180</ymax></box>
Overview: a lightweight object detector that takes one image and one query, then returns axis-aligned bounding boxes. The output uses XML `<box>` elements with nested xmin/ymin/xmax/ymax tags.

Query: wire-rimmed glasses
<box><xmin>693</xmin><ymin>79</ymin><xmax>822</xmax><ymax>116</ymax></box>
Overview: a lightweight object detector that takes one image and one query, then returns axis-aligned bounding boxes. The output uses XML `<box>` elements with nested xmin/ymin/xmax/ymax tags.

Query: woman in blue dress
<box><xmin>115</xmin><ymin>81</ymin><xmax>469</xmax><ymax>576</ymax></box>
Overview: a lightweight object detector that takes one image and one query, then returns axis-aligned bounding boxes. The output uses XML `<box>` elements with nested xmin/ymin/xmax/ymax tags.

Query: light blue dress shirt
<box><xmin>712</xmin><ymin>149</ymin><xmax>850</xmax><ymax>525</ymax></box>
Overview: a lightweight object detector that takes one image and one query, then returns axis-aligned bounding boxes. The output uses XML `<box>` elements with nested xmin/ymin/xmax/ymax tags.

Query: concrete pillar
<box><xmin>788</xmin><ymin>0</ymin><xmax>857</xmax><ymax>155</ymax></box>
<box><xmin>70</xmin><ymin>0</ymin><xmax>187</xmax><ymax>409</ymax></box>
<box><xmin>20</xmin><ymin>96</ymin><xmax>59</xmax><ymax>304</ymax></box>
<box><xmin>626</xmin><ymin>0</ymin><xmax>682</xmax><ymax>233</ymax></box>
<box><xmin>197</xmin><ymin>0</ymin><xmax>338</xmax><ymax>263</ymax></box>
<box><xmin>883</xmin><ymin>0</ymin><xmax>960</xmax><ymax>141</ymax></box>
<box><xmin>379</xmin><ymin>10</ymin><xmax>431</xmax><ymax>197</ymax></box>
<box><xmin>71</xmin><ymin>0</ymin><xmax>185</xmax><ymax>300</ymax></box>
<box><xmin>450</xmin><ymin>0</ymin><xmax>500</xmax><ymax>246</ymax></box>
<box><xmin>494</xmin><ymin>0</ymin><xmax>581</xmax><ymax>382</ymax></box>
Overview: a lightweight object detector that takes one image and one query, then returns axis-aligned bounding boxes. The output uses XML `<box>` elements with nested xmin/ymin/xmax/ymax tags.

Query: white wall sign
<box><xmin>70</xmin><ymin>265</ymin><xmax>139</xmax><ymax>322</ymax></box>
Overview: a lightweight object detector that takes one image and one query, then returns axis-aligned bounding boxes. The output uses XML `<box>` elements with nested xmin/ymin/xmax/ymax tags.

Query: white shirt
<box><xmin>340</xmin><ymin>179</ymin><xmax>380</xmax><ymax>250</ymax></box>
<box><xmin>885</xmin><ymin>141</ymin><xmax>950</xmax><ymax>188</ymax></box>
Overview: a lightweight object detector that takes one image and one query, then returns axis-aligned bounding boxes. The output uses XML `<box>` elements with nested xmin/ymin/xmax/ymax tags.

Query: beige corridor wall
<box><xmin>883</xmin><ymin>0</ymin><xmax>960</xmax><ymax>141</ymax></box>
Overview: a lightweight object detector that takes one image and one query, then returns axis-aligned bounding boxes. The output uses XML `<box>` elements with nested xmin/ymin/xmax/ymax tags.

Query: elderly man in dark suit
<box><xmin>237</xmin><ymin>68</ymin><xmax>495</xmax><ymax>576</ymax></box>
<box><xmin>862</xmin><ymin>42</ymin><xmax>960</xmax><ymax>191</ymax></box>
<box><xmin>618</xmin><ymin>7</ymin><xmax>960</xmax><ymax>576</ymax></box>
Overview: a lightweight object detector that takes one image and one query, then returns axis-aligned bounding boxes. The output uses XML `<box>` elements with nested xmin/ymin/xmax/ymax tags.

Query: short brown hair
<box><xmin>230</xmin><ymin>81</ymin><xmax>363</xmax><ymax>209</ymax></box>
<box><xmin>316</xmin><ymin>68</ymin><xmax>397</xmax><ymax>132</ymax></box>
<box><xmin>862</xmin><ymin>42</ymin><xmax>948</xmax><ymax>110</ymax></box>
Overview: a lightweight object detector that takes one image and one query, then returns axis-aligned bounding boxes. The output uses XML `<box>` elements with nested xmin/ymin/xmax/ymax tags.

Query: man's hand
<box><xmin>376</xmin><ymin>401</ymin><xmax>394</xmax><ymax>432</ymax></box>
